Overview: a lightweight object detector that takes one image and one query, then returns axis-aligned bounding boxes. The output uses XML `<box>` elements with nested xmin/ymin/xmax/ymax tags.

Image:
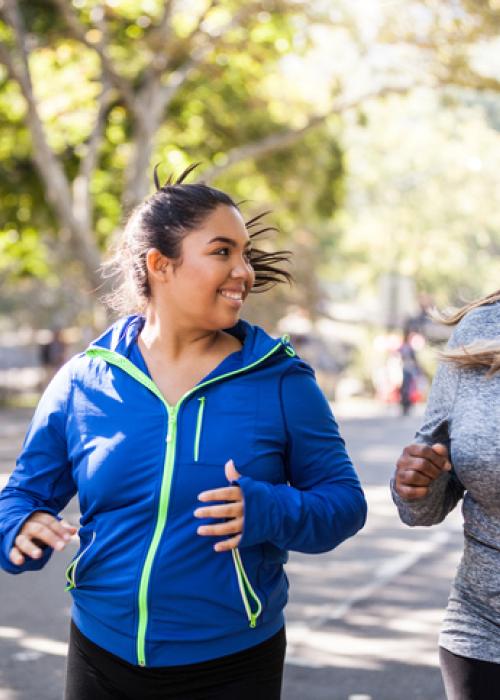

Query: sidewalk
<box><xmin>333</xmin><ymin>397</ymin><xmax>425</xmax><ymax>420</ymax></box>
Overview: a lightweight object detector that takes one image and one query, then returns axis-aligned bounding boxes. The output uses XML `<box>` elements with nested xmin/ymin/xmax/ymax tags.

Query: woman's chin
<box><xmin>221</xmin><ymin>311</ymin><xmax>241</xmax><ymax>328</ymax></box>
<box><xmin>201</xmin><ymin>310</ymin><xmax>242</xmax><ymax>331</ymax></box>
<box><xmin>218</xmin><ymin>303</ymin><xmax>244</xmax><ymax>324</ymax></box>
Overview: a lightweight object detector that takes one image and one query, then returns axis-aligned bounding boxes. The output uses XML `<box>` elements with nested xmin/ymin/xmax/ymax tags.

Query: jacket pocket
<box><xmin>231</xmin><ymin>548</ymin><xmax>262</xmax><ymax>628</ymax></box>
<box><xmin>65</xmin><ymin>531</ymin><xmax>96</xmax><ymax>591</ymax></box>
<box><xmin>193</xmin><ymin>396</ymin><xmax>206</xmax><ymax>462</ymax></box>
<box><xmin>194</xmin><ymin>384</ymin><xmax>257</xmax><ymax>469</ymax></box>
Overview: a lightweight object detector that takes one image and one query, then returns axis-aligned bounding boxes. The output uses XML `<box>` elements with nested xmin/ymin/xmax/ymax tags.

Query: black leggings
<box><xmin>64</xmin><ymin>621</ymin><xmax>286</xmax><ymax>700</ymax></box>
<box><xmin>440</xmin><ymin>646</ymin><xmax>500</xmax><ymax>700</ymax></box>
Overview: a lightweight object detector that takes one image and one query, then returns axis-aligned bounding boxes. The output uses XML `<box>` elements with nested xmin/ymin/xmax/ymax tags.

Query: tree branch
<box><xmin>157</xmin><ymin>40</ymin><xmax>213</xmax><ymax>107</ymax></box>
<box><xmin>201</xmin><ymin>85</ymin><xmax>418</xmax><ymax>183</ymax></box>
<box><xmin>145</xmin><ymin>0</ymin><xmax>219</xmax><ymax>80</ymax></box>
<box><xmin>121</xmin><ymin>0</ymin><xmax>244</xmax><ymax>208</ymax></box>
<box><xmin>0</xmin><ymin>2</ymin><xmax>73</xmax><ymax>212</ymax></box>
<box><xmin>146</xmin><ymin>0</ymin><xmax>176</xmax><ymax>43</ymax></box>
<box><xmin>0</xmin><ymin>1</ymin><xmax>33</xmax><ymax>98</ymax></box>
<box><xmin>73</xmin><ymin>81</ymin><xmax>113</xmax><ymax>230</ymax></box>
<box><xmin>143</xmin><ymin>0</ymin><xmax>178</xmax><ymax>75</ymax></box>
<box><xmin>0</xmin><ymin>0</ymin><xmax>102</xmax><ymax>290</ymax></box>
<box><xmin>51</xmin><ymin>0</ymin><xmax>137</xmax><ymax>114</ymax></box>
<box><xmin>157</xmin><ymin>1</ymin><xmax>258</xmax><ymax>108</ymax></box>
<box><xmin>123</xmin><ymin>0</ymin><xmax>300</xmax><ymax>208</ymax></box>
<box><xmin>438</xmin><ymin>72</ymin><xmax>500</xmax><ymax>94</ymax></box>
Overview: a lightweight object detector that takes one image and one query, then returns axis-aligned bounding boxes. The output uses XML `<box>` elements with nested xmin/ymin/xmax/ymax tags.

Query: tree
<box><xmin>1</xmin><ymin>0</ymin><xmax>499</xmax><ymax>330</ymax></box>
<box><xmin>0</xmin><ymin>0</ymin><xmax>413</xmax><ymax>327</ymax></box>
<box><xmin>332</xmin><ymin>0</ymin><xmax>500</xmax><ymax>307</ymax></box>
<box><xmin>0</xmin><ymin>2</ymin><xmax>310</xmax><ymax>312</ymax></box>
<box><xmin>377</xmin><ymin>0</ymin><xmax>500</xmax><ymax>94</ymax></box>
<box><xmin>338</xmin><ymin>89</ymin><xmax>500</xmax><ymax>307</ymax></box>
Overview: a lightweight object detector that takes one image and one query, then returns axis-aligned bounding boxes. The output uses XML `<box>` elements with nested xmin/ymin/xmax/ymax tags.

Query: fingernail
<box><xmin>55</xmin><ymin>541</ymin><xmax>65</xmax><ymax>551</ymax></box>
<box><xmin>62</xmin><ymin>533</ymin><xmax>71</xmax><ymax>541</ymax></box>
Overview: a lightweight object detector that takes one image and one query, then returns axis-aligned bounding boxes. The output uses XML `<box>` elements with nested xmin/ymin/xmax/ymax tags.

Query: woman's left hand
<box><xmin>194</xmin><ymin>460</ymin><xmax>244</xmax><ymax>552</ymax></box>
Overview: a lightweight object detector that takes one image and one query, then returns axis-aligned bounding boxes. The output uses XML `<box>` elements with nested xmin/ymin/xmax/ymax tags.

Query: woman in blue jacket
<box><xmin>0</xmin><ymin>165</ymin><xmax>367</xmax><ymax>700</ymax></box>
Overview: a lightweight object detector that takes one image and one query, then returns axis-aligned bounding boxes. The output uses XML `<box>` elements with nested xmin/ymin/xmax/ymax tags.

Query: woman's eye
<box><xmin>212</xmin><ymin>247</ymin><xmax>252</xmax><ymax>263</ymax></box>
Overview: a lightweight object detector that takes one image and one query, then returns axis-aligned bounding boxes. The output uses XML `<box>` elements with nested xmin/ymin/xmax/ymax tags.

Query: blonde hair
<box><xmin>438</xmin><ymin>290</ymin><xmax>500</xmax><ymax>377</ymax></box>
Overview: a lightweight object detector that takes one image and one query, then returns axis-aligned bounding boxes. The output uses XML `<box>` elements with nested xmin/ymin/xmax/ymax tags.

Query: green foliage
<box><xmin>339</xmin><ymin>90</ymin><xmax>500</xmax><ymax>306</ymax></box>
<box><xmin>0</xmin><ymin>226</ymin><xmax>50</xmax><ymax>278</ymax></box>
<box><xmin>1</xmin><ymin>0</ymin><xmax>343</xmax><ymax>327</ymax></box>
<box><xmin>1</xmin><ymin>0</ymin><xmax>500</xmax><ymax>331</ymax></box>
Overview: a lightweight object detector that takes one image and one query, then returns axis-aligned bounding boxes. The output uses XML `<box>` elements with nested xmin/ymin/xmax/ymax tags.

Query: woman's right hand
<box><xmin>395</xmin><ymin>443</ymin><xmax>452</xmax><ymax>501</ymax></box>
<box><xmin>9</xmin><ymin>511</ymin><xmax>77</xmax><ymax>566</ymax></box>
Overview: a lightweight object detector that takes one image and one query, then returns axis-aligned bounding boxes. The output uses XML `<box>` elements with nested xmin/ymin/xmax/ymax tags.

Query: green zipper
<box><xmin>86</xmin><ymin>336</ymin><xmax>290</xmax><ymax>667</ymax></box>
<box><xmin>65</xmin><ymin>531</ymin><xmax>96</xmax><ymax>592</ymax></box>
<box><xmin>232</xmin><ymin>548</ymin><xmax>262</xmax><ymax>627</ymax></box>
<box><xmin>193</xmin><ymin>397</ymin><xmax>206</xmax><ymax>462</ymax></box>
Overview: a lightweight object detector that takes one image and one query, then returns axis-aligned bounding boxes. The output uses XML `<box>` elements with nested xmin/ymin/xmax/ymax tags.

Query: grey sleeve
<box><xmin>391</xmin><ymin>338</ymin><xmax>465</xmax><ymax>526</ymax></box>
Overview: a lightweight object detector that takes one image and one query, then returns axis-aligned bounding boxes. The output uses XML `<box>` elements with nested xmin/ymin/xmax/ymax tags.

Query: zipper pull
<box><xmin>281</xmin><ymin>334</ymin><xmax>296</xmax><ymax>357</ymax></box>
<box><xmin>166</xmin><ymin>410</ymin><xmax>177</xmax><ymax>443</ymax></box>
<box><xmin>194</xmin><ymin>397</ymin><xmax>206</xmax><ymax>462</ymax></box>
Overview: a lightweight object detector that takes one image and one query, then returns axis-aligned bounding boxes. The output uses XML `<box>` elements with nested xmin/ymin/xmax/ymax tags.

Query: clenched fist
<box><xmin>394</xmin><ymin>443</ymin><xmax>451</xmax><ymax>501</ymax></box>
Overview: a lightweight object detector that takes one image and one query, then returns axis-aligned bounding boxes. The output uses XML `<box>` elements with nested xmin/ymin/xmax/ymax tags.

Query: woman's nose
<box><xmin>230</xmin><ymin>257</ymin><xmax>252</xmax><ymax>280</ymax></box>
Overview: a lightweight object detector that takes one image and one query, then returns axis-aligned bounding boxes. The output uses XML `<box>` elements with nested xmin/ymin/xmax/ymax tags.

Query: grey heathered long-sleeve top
<box><xmin>391</xmin><ymin>300</ymin><xmax>500</xmax><ymax>663</ymax></box>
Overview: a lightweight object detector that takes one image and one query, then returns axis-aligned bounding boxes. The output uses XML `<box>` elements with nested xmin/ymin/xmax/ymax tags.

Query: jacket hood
<box><xmin>88</xmin><ymin>315</ymin><xmax>296</xmax><ymax>378</ymax></box>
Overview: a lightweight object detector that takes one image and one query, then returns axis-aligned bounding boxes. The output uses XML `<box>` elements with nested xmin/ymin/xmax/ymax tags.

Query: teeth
<box><xmin>220</xmin><ymin>290</ymin><xmax>243</xmax><ymax>300</ymax></box>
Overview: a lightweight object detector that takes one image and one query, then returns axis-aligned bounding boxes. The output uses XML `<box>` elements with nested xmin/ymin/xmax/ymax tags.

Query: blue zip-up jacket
<box><xmin>0</xmin><ymin>316</ymin><xmax>366</xmax><ymax>667</ymax></box>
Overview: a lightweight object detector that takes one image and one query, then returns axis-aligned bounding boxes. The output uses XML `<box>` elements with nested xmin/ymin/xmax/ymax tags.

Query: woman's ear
<box><xmin>146</xmin><ymin>249</ymin><xmax>170</xmax><ymax>282</ymax></box>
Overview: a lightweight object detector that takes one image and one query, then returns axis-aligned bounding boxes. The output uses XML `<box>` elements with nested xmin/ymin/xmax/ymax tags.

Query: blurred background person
<box><xmin>398</xmin><ymin>329</ymin><xmax>424</xmax><ymax>416</ymax></box>
<box><xmin>38</xmin><ymin>327</ymin><xmax>67</xmax><ymax>390</ymax></box>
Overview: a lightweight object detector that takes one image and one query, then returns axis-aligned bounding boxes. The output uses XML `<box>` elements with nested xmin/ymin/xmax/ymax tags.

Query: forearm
<box><xmin>239</xmin><ymin>476</ymin><xmax>367</xmax><ymax>552</ymax></box>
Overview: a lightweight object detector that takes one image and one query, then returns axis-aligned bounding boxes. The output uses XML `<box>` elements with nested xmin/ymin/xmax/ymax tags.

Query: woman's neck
<box><xmin>140</xmin><ymin>307</ymin><xmax>222</xmax><ymax>363</ymax></box>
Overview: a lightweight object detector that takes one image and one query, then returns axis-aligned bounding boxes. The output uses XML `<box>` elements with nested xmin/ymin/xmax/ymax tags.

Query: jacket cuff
<box><xmin>237</xmin><ymin>476</ymin><xmax>276</xmax><ymax>548</ymax></box>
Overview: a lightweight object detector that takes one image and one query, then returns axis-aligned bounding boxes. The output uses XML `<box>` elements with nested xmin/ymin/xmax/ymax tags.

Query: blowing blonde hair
<box><xmin>438</xmin><ymin>289</ymin><xmax>500</xmax><ymax>377</ymax></box>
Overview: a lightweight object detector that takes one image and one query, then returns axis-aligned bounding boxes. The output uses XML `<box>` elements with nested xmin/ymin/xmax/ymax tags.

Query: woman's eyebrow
<box><xmin>207</xmin><ymin>236</ymin><xmax>252</xmax><ymax>248</ymax></box>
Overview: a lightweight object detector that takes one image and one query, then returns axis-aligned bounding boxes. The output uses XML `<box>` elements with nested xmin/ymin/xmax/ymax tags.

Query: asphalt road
<box><xmin>0</xmin><ymin>403</ymin><xmax>462</xmax><ymax>700</ymax></box>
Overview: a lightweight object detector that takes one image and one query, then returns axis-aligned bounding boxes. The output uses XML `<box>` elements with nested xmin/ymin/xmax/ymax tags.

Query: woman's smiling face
<box><xmin>149</xmin><ymin>204</ymin><xmax>255</xmax><ymax>330</ymax></box>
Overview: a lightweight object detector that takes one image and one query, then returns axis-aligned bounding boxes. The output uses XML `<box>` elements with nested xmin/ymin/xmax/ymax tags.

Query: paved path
<box><xmin>0</xmin><ymin>404</ymin><xmax>461</xmax><ymax>699</ymax></box>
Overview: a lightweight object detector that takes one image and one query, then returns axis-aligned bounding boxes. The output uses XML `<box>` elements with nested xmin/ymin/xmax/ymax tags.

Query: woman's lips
<box><xmin>218</xmin><ymin>289</ymin><xmax>244</xmax><ymax>308</ymax></box>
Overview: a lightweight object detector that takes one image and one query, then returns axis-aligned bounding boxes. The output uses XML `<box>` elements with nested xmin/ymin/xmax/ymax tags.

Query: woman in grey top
<box><xmin>392</xmin><ymin>291</ymin><xmax>500</xmax><ymax>700</ymax></box>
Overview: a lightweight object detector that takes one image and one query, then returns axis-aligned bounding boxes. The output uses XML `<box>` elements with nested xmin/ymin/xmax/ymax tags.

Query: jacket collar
<box><xmin>88</xmin><ymin>316</ymin><xmax>288</xmax><ymax>377</ymax></box>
